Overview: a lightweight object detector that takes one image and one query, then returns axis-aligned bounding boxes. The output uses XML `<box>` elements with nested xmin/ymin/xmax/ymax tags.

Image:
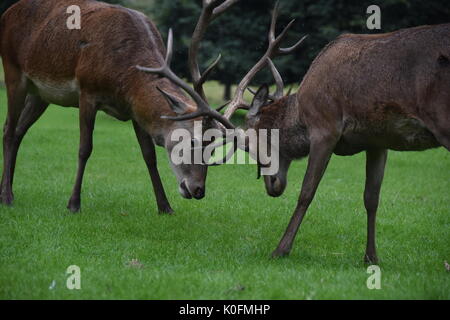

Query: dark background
<box><xmin>138</xmin><ymin>0</ymin><xmax>450</xmax><ymax>98</ymax></box>
<box><xmin>4</xmin><ymin>0</ymin><xmax>450</xmax><ymax>98</ymax></box>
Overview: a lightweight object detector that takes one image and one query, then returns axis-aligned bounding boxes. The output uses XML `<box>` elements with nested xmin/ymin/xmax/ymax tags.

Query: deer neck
<box><xmin>277</xmin><ymin>94</ymin><xmax>310</xmax><ymax>160</ymax></box>
<box><xmin>125</xmin><ymin>74</ymin><xmax>197</xmax><ymax>147</ymax></box>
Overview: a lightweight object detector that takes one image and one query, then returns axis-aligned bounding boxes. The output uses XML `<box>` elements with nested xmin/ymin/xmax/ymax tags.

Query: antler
<box><xmin>137</xmin><ymin>0</ymin><xmax>241</xmax><ymax>130</ymax></box>
<box><xmin>189</xmin><ymin>0</ymin><xmax>241</xmax><ymax>101</ymax></box>
<box><xmin>137</xmin><ymin>29</ymin><xmax>235</xmax><ymax>129</ymax></box>
<box><xmin>223</xmin><ymin>1</ymin><xmax>307</xmax><ymax>119</ymax></box>
<box><xmin>247</xmin><ymin>58</ymin><xmax>285</xmax><ymax>101</ymax></box>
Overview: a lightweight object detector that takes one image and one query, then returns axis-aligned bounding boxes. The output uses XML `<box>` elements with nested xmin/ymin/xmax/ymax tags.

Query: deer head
<box><xmin>138</xmin><ymin>1</ymin><xmax>305</xmax><ymax>199</ymax></box>
<box><xmin>136</xmin><ymin>0</ymin><xmax>238</xmax><ymax>200</ymax></box>
<box><xmin>218</xmin><ymin>1</ymin><xmax>307</xmax><ymax>197</ymax></box>
<box><xmin>245</xmin><ymin>81</ymin><xmax>297</xmax><ymax>197</ymax></box>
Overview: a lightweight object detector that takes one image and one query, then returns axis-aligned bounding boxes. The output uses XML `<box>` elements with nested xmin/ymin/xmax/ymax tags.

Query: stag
<box><xmin>219</xmin><ymin>3</ymin><xmax>449</xmax><ymax>263</ymax></box>
<box><xmin>0</xmin><ymin>0</ymin><xmax>237</xmax><ymax>212</ymax></box>
<box><xmin>236</xmin><ymin>13</ymin><xmax>448</xmax><ymax>263</ymax></box>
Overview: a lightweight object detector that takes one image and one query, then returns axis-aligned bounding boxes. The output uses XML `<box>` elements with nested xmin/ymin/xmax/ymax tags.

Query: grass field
<box><xmin>0</xmin><ymin>84</ymin><xmax>448</xmax><ymax>300</ymax></box>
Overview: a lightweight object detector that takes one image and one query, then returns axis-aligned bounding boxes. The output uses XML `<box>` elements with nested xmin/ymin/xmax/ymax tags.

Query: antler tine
<box><xmin>267</xmin><ymin>58</ymin><xmax>284</xmax><ymax>99</ymax></box>
<box><xmin>279</xmin><ymin>34</ymin><xmax>308</xmax><ymax>55</ymax></box>
<box><xmin>223</xmin><ymin>1</ymin><xmax>305</xmax><ymax>119</ymax></box>
<box><xmin>269</xmin><ymin>0</ymin><xmax>280</xmax><ymax>43</ymax></box>
<box><xmin>269</xmin><ymin>2</ymin><xmax>307</xmax><ymax>56</ymax></box>
<box><xmin>211</xmin><ymin>0</ymin><xmax>241</xmax><ymax>19</ymax></box>
<box><xmin>189</xmin><ymin>0</ymin><xmax>241</xmax><ymax>101</ymax></box>
<box><xmin>194</xmin><ymin>53</ymin><xmax>222</xmax><ymax>95</ymax></box>
<box><xmin>137</xmin><ymin>29</ymin><xmax>235</xmax><ymax>130</ymax></box>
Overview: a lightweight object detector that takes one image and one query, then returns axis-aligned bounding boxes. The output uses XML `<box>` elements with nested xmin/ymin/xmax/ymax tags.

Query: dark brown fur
<box><xmin>248</xmin><ymin>23</ymin><xmax>450</xmax><ymax>263</ymax></box>
<box><xmin>0</xmin><ymin>0</ymin><xmax>205</xmax><ymax>212</ymax></box>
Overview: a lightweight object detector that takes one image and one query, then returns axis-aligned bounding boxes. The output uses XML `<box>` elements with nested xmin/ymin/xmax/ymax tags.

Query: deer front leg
<box><xmin>132</xmin><ymin>121</ymin><xmax>173</xmax><ymax>214</ymax></box>
<box><xmin>363</xmin><ymin>149</ymin><xmax>387</xmax><ymax>264</ymax></box>
<box><xmin>9</xmin><ymin>95</ymin><xmax>48</xmax><ymax>187</ymax></box>
<box><xmin>1</xmin><ymin>72</ymin><xmax>27</xmax><ymax>205</ymax></box>
<box><xmin>272</xmin><ymin>135</ymin><xmax>337</xmax><ymax>258</ymax></box>
<box><xmin>67</xmin><ymin>94</ymin><xmax>97</xmax><ymax>212</ymax></box>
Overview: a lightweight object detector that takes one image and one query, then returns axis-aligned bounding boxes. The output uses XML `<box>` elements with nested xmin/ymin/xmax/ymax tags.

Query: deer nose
<box><xmin>193</xmin><ymin>186</ymin><xmax>205</xmax><ymax>200</ymax></box>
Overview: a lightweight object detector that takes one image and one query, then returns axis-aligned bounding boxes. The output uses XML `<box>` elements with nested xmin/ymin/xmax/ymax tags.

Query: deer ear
<box><xmin>157</xmin><ymin>87</ymin><xmax>188</xmax><ymax>115</ymax></box>
<box><xmin>248</xmin><ymin>84</ymin><xmax>269</xmax><ymax>117</ymax></box>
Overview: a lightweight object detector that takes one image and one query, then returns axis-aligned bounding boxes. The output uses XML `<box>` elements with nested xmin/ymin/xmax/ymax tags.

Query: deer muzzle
<box><xmin>179</xmin><ymin>180</ymin><xmax>205</xmax><ymax>200</ymax></box>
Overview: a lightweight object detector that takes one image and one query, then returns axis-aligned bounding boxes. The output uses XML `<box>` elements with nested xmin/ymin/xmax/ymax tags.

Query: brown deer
<box><xmin>204</xmin><ymin>3</ymin><xmax>449</xmax><ymax>263</ymax></box>
<box><xmin>0</xmin><ymin>0</ymin><xmax>237</xmax><ymax>212</ymax></box>
<box><xmin>242</xmin><ymin>19</ymin><xmax>450</xmax><ymax>263</ymax></box>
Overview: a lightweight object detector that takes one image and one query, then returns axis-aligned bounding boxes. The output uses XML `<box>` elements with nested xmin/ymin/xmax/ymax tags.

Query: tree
<box><xmin>107</xmin><ymin>0</ymin><xmax>450</xmax><ymax>99</ymax></box>
<box><xmin>150</xmin><ymin>0</ymin><xmax>302</xmax><ymax>99</ymax></box>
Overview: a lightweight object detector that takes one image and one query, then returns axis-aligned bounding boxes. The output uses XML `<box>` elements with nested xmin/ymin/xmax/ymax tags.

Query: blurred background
<box><xmin>1</xmin><ymin>0</ymin><xmax>450</xmax><ymax>101</ymax></box>
<box><xmin>103</xmin><ymin>0</ymin><xmax>449</xmax><ymax>100</ymax></box>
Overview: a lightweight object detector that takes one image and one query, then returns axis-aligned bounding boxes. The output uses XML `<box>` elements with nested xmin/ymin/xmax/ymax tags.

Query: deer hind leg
<box><xmin>363</xmin><ymin>149</ymin><xmax>387</xmax><ymax>265</ymax></box>
<box><xmin>423</xmin><ymin>112</ymin><xmax>450</xmax><ymax>152</ymax></box>
<box><xmin>67</xmin><ymin>93</ymin><xmax>97</xmax><ymax>212</ymax></box>
<box><xmin>419</xmin><ymin>89</ymin><xmax>450</xmax><ymax>151</ymax></box>
<box><xmin>431</xmin><ymin>124</ymin><xmax>450</xmax><ymax>152</ymax></box>
<box><xmin>8</xmin><ymin>95</ymin><xmax>49</xmax><ymax>187</ymax></box>
<box><xmin>272</xmin><ymin>133</ymin><xmax>338</xmax><ymax>258</ymax></box>
<box><xmin>132</xmin><ymin>120</ymin><xmax>173</xmax><ymax>214</ymax></box>
<box><xmin>1</xmin><ymin>74</ymin><xmax>27</xmax><ymax>205</ymax></box>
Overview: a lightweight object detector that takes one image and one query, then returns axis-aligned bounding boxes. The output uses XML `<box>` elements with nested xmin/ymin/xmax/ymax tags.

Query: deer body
<box><xmin>301</xmin><ymin>24</ymin><xmax>448</xmax><ymax>152</ymax></box>
<box><xmin>0</xmin><ymin>0</ymin><xmax>210</xmax><ymax>212</ymax></box>
<box><xmin>3</xmin><ymin>0</ymin><xmax>175</xmax><ymax>125</ymax></box>
<box><xmin>246</xmin><ymin>23</ymin><xmax>450</xmax><ymax>263</ymax></box>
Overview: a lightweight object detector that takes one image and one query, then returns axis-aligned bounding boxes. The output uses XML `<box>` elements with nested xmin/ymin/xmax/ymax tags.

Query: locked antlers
<box><xmin>137</xmin><ymin>29</ymin><xmax>235</xmax><ymax>129</ymax></box>
<box><xmin>222</xmin><ymin>1</ymin><xmax>307</xmax><ymax>119</ymax></box>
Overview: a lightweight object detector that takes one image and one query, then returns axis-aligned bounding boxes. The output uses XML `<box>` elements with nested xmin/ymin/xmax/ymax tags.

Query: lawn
<box><xmin>0</xmin><ymin>84</ymin><xmax>448</xmax><ymax>300</ymax></box>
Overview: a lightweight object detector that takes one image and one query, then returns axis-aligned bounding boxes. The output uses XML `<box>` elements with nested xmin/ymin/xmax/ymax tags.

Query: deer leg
<box><xmin>418</xmin><ymin>99</ymin><xmax>450</xmax><ymax>151</ymax></box>
<box><xmin>363</xmin><ymin>149</ymin><xmax>387</xmax><ymax>264</ymax></box>
<box><xmin>132</xmin><ymin>120</ymin><xmax>173</xmax><ymax>214</ymax></box>
<box><xmin>1</xmin><ymin>77</ymin><xmax>26</xmax><ymax>205</ymax></box>
<box><xmin>8</xmin><ymin>95</ymin><xmax>49</xmax><ymax>187</ymax></box>
<box><xmin>422</xmin><ymin>120</ymin><xmax>450</xmax><ymax>152</ymax></box>
<box><xmin>272</xmin><ymin>136</ymin><xmax>337</xmax><ymax>258</ymax></box>
<box><xmin>67</xmin><ymin>94</ymin><xmax>97</xmax><ymax>212</ymax></box>
<box><xmin>431</xmin><ymin>129</ymin><xmax>450</xmax><ymax>152</ymax></box>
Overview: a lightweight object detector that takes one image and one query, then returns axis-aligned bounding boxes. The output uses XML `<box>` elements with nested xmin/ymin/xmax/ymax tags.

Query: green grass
<box><xmin>0</xmin><ymin>85</ymin><xmax>448</xmax><ymax>300</ymax></box>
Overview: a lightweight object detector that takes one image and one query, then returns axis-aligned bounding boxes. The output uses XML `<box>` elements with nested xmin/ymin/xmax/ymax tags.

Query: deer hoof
<box><xmin>158</xmin><ymin>206</ymin><xmax>174</xmax><ymax>215</ymax></box>
<box><xmin>67</xmin><ymin>205</ymin><xmax>80</xmax><ymax>213</ymax></box>
<box><xmin>0</xmin><ymin>192</ymin><xmax>14</xmax><ymax>206</ymax></box>
<box><xmin>67</xmin><ymin>199</ymin><xmax>81</xmax><ymax>213</ymax></box>
<box><xmin>271</xmin><ymin>248</ymin><xmax>291</xmax><ymax>259</ymax></box>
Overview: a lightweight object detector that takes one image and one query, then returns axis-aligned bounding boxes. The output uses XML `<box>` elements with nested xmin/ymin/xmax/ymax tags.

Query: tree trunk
<box><xmin>223</xmin><ymin>83</ymin><xmax>232</xmax><ymax>101</ymax></box>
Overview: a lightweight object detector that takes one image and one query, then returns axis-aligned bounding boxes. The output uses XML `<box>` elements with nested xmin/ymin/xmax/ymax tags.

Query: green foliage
<box><xmin>148</xmin><ymin>0</ymin><xmax>450</xmax><ymax>87</ymax></box>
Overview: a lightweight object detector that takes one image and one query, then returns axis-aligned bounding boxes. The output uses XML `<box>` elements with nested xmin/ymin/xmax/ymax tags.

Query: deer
<box><xmin>227</xmin><ymin>5</ymin><xmax>450</xmax><ymax>264</ymax></box>
<box><xmin>157</xmin><ymin>1</ymin><xmax>450</xmax><ymax>264</ymax></box>
<box><xmin>0</xmin><ymin>0</ymin><xmax>239</xmax><ymax>213</ymax></box>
